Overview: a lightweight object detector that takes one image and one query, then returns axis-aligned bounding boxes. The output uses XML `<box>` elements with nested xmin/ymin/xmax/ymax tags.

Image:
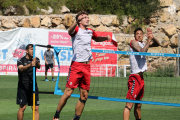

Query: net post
<box><xmin>124</xmin><ymin>65</ymin><xmax>126</xmax><ymax>77</ymax></box>
<box><xmin>177</xmin><ymin>34</ymin><xmax>180</xmax><ymax>77</ymax></box>
<box><xmin>32</xmin><ymin>45</ymin><xmax>36</xmax><ymax>120</ymax></box>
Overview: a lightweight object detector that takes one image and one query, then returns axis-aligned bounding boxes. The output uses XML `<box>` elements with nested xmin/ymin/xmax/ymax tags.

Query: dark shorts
<box><xmin>126</xmin><ymin>74</ymin><xmax>145</xmax><ymax>100</ymax></box>
<box><xmin>16</xmin><ymin>87</ymin><xmax>39</xmax><ymax>106</ymax></box>
<box><xmin>66</xmin><ymin>61</ymin><xmax>90</xmax><ymax>90</ymax></box>
<box><xmin>45</xmin><ymin>63</ymin><xmax>54</xmax><ymax>71</ymax></box>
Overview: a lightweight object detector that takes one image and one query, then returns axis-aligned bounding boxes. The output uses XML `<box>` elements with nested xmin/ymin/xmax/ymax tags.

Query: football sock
<box><xmin>45</xmin><ymin>77</ymin><xmax>47</xmax><ymax>79</ymax></box>
<box><xmin>52</xmin><ymin>77</ymin><xmax>54</xmax><ymax>79</ymax></box>
<box><xmin>54</xmin><ymin>110</ymin><xmax>60</xmax><ymax>118</ymax></box>
<box><xmin>73</xmin><ymin>114</ymin><xmax>80</xmax><ymax>120</ymax></box>
<box><xmin>136</xmin><ymin>119</ymin><xmax>141</xmax><ymax>120</ymax></box>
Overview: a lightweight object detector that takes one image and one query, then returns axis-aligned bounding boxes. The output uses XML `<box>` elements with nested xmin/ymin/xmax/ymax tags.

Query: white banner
<box><xmin>0</xmin><ymin>28</ymin><xmax>73</xmax><ymax>76</ymax></box>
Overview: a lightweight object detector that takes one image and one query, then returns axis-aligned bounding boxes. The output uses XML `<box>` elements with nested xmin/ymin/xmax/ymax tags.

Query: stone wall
<box><xmin>0</xmin><ymin>0</ymin><xmax>180</xmax><ymax>72</ymax></box>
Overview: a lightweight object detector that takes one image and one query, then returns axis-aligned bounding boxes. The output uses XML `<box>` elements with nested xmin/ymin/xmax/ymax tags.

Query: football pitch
<box><xmin>0</xmin><ymin>75</ymin><xmax>180</xmax><ymax>120</ymax></box>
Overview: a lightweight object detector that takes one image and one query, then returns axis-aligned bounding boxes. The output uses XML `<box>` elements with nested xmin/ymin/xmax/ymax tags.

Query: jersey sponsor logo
<box><xmin>70</xmin><ymin>82</ymin><xmax>72</xmax><ymax>85</ymax></box>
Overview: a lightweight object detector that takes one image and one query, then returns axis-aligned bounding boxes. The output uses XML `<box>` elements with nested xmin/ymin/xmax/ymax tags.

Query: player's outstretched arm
<box><xmin>93</xmin><ymin>35</ymin><xmax>111</xmax><ymax>42</ymax></box>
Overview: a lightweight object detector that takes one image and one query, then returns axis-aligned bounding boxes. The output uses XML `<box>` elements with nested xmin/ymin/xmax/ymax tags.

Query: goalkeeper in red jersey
<box><xmin>123</xmin><ymin>28</ymin><xmax>161</xmax><ymax>120</ymax></box>
<box><xmin>53</xmin><ymin>11</ymin><xmax>110</xmax><ymax>120</ymax></box>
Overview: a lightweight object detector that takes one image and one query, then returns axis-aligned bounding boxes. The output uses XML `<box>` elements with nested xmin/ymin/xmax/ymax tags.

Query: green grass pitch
<box><xmin>0</xmin><ymin>75</ymin><xmax>180</xmax><ymax>120</ymax></box>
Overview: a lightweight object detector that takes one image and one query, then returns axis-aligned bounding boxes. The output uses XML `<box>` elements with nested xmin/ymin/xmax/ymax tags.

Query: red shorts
<box><xmin>126</xmin><ymin>74</ymin><xmax>145</xmax><ymax>100</ymax></box>
<box><xmin>66</xmin><ymin>61</ymin><xmax>90</xmax><ymax>90</ymax></box>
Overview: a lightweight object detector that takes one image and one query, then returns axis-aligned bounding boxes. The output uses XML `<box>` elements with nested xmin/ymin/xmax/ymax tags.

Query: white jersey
<box><xmin>129</xmin><ymin>40</ymin><xmax>147</xmax><ymax>74</ymax></box>
<box><xmin>69</xmin><ymin>26</ymin><xmax>97</xmax><ymax>62</ymax></box>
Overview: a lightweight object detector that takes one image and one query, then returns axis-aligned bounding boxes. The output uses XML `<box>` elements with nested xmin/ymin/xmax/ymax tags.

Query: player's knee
<box><xmin>79</xmin><ymin>98</ymin><xmax>87</xmax><ymax>104</ymax></box>
<box><xmin>35</xmin><ymin>106</ymin><xmax>39</xmax><ymax>111</ymax></box>
<box><xmin>125</xmin><ymin>106</ymin><xmax>132</xmax><ymax>111</ymax></box>
<box><xmin>19</xmin><ymin>105</ymin><xmax>26</xmax><ymax>112</ymax></box>
<box><xmin>64</xmin><ymin>88</ymin><xmax>73</xmax><ymax>98</ymax></box>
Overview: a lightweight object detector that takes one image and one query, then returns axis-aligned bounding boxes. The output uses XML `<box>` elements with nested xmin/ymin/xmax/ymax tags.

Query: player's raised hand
<box><xmin>31</xmin><ymin>57</ymin><xmax>37</xmax><ymax>66</ymax></box>
<box><xmin>145</xmin><ymin>28</ymin><xmax>153</xmax><ymax>40</ymax></box>
<box><xmin>77</xmin><ymin>14</ymin><xmax>85</xmax><ymax>24</ymax></box>
<box><xmin>106</xmin><ymin>35</ymin><xmax>111</xmax><ymax>41</ymax></box>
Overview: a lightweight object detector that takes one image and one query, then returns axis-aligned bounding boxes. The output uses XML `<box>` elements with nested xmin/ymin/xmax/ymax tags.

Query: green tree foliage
<box><xmin>0</xmin><ymin>0</ymin><xmax>161</xmax><ymax>20</ymax></box>
<box><xmin>66</xmin><ymin>0</ymin><xmax>160</xmax><ymax>20</ymax></box>
<box><xmin>0</xmin><ymin>0</ymin><xmax>65</xmax><ymax>15</ymax></box>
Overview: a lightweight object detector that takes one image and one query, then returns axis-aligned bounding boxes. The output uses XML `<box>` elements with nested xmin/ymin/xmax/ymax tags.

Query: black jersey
<box><xmin>17</xmin><ymin>56</ymin><xmax>40</xmax><ymax>89</ymax></box>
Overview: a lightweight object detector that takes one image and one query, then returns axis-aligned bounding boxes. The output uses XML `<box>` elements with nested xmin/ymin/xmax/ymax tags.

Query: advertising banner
<box><xmin>0</xmin><ymin>28</ymin><xmax>117</xmax><ymax>76</ymax></box>
<box><xmin>90</xmin><ymin>32</ymin><xmax>118</xmax><ymax>77</ymax></box>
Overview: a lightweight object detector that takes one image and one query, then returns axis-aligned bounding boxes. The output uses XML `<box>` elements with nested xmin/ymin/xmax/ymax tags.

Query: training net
<box><xmin>53</xmin><ymin>45</ymin><xmax>180</xmax><ymax>107</ymax></box>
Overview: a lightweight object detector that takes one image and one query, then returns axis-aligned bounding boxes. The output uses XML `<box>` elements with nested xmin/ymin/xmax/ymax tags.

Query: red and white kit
<box><xmin>126</xmin><ymin>40</ymin><xmax>147</xmax><ymax>100</ymax></box>
<box><xmin>67</xmin><ymin>26</ymin><xmax>97</xmax><ymax>90</ymax></box>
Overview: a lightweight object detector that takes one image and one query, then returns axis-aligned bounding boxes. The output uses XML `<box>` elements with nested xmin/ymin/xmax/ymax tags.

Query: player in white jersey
<box><xmin>53</xmin><ymin>11</ymin><xmax>111</xmax><ymax>120</ymax></box>
<box><xmin>123</xmin><ymin>28</ymin><xmax>161</xmax><ymax>120</ymax></box>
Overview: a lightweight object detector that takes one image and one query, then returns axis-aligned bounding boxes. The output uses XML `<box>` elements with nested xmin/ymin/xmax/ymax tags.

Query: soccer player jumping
<box><xmin>53</xmin><ymin>11</ymin><xmax>110</xmax><ymax>120</ymax></box>
<box><xmin>123</xmin><ymin>28</ymin><xmax>160</xmax><ymax>120</ymax></box>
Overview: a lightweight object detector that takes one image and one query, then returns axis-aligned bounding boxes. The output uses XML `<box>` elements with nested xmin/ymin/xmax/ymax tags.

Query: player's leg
<box><xmin>17</xmin><ymin>88</ymin><xmax>28</xmax><ymax>120</ymax></box>
<box><xmin>73</xmin><ymin>88</ymin><xmax>88</xmax><ymax>120</ymax></box>
<box><xmin>123</xmin><ymin>74</ymin><xmax>142</xmax><ymax>120</ymax></box>
<box><xmin>53</xmin><ymin>87</ymin><xmax>74</xmax><ymax>119</ymax></box>
<box><xmin>17</xmin><ymin>104</ymin><xmax>26</xmax><ymax>120</ymax></box>
<box><xmin>134</xmin><ymin>77</ymin><xmax>144</xmax><ymax>120</ymax></box>
<box><xmin>31</xmin><ymin>106</ymin><xmax>39</xmax><ymax>120</ymax></box>
<box><xmin>72</xmin><ymin>63</ymin><xmax>90</xmax><ymax>120</ymax></box>
<box><xmin>45</xmin><ymin>64</ymin><xmax>49</xmax><ymax>81</ymax></box>
<box><xmin>53</xmin><ymin>61</ymin><xmax>82</xmax><ymax>120</ymax></box>
<box><xmin>134</xmin><ymin>102</ymin><xmax>142</xmax><ymax>120</ymax></box>
<box><xmin>50</xmin><ymin>63</ymin><xmax>55</xmax><ymax>81</ymax></box>
<box><xmin>123</xmin><ymin>102</ymin><xmax>134</xmax><ymax>120</ymax></box>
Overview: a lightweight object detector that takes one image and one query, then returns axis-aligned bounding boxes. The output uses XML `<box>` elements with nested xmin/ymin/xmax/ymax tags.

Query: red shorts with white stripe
<box><xmin>66</xmin><ymin>61</ymin><xmax>90</xmax><ymax>90</ymax></box>
<box><xmin>126</xmin><ymin>74</ymin><xmax>145</xmax><ymax>100</ymax></box>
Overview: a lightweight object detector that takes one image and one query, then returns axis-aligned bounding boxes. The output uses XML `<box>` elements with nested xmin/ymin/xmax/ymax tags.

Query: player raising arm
<box><xmin>53</xmin><ymin>11</ymin><xmax>110</xmax><ymax>120</ymax></box>
<box><xmin>123</xmin><ymin>28</ymin><xmax>160</xmax><ymax>120</ymax></box>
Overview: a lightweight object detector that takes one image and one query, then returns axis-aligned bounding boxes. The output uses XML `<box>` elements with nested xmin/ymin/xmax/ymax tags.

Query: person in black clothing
<box><xmin>16</xmin><ymin>44</ymin><xmax>41</xmax><ymax>120</ymax></box>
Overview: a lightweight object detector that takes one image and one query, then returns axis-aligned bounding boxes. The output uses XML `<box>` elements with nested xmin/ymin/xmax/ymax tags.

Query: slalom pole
<box><xmin>32</xmin><ymin>45</ymin><xmax>36</xmax><ymax>120</ymax></box>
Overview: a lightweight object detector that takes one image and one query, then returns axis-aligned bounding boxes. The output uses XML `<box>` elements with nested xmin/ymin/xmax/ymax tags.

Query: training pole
<box><xmin>32</xmin><ymin>45</ymin><xmax>36</xmax><ymax>120</ymax></box>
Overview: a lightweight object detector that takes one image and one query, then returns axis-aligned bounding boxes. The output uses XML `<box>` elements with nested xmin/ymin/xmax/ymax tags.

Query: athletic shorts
<box><xmin>45</xmin><ymin>63</ymin><xmax>53</xmax><ymax>70</ymax></box>
<box><xmin>126</xmin><ymin>74</ymin><xmax>144</xmax><ymax>100</ymax></box>
<box><xmin>66</xmin><ymin>61</ymin><xmax>90</xmax><ymax>90</ymax></box>
<box><xmin>16</xmin><ymin>87</ymin><xmax>39</xmax><ymax>106</ymax></box>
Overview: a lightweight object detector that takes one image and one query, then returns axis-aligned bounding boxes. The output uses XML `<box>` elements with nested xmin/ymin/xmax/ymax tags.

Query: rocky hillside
<box><xmin>0</xmin><ymin>0</ymin><xmax>180</xmax><ymax>73</ymax></box>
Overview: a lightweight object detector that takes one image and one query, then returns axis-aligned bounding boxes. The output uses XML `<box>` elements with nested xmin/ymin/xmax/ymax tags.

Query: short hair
<box><xmin>47</xmin><ymin>45</ymin><xmax>51</xmax><ymax>48</ymax></box>
<box><xmin>26</xmin><ymin>44</ymin><xmax>33</xmax><ymax>50</ymax></box>
<box><xmin>76</xmin><ymin>11</ymin><xmax>88</xmax><ymax>22</ymax></box>
<box><xmin>134</xmin><ymin>28</ymin><xmax>143</xmax><ymax>35</ymax></box>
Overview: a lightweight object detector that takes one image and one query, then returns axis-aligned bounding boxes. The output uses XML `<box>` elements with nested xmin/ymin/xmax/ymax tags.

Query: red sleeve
<box><xmin>69</xmin><ymin>26</ymin><xmax>79</xmax><ymax>37</ymax></box>
<box><xmin>130</xmin><ymin>40</ymin><xmax>133</xmax><ymax>48</ymax></box>
<box><xmin>87</xmin><ymin>28</ymin><xmax>98</xmax><ymax>39</ymax></box>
